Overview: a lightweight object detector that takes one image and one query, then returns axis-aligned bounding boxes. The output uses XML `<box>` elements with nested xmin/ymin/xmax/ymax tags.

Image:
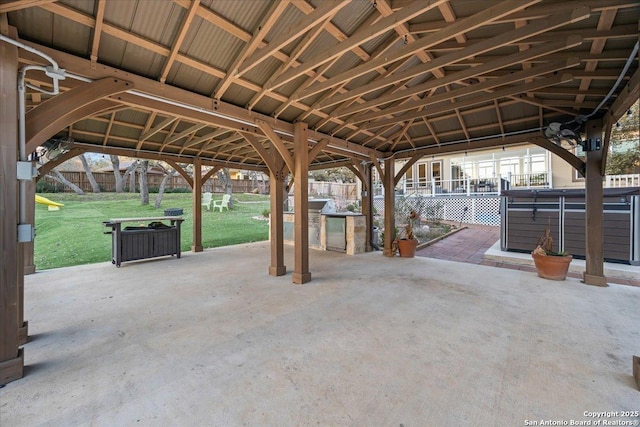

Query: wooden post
<box><xmin>583</xmin><ymin>120</ymin><xmax>607</xmax><ymax>286</ymax></box>
<box><xmin>269</xmin><ymin>166</ymin><xmax>286</xmax><ymax>276</ymax></box>
<box><xmin>292</xmin><ymin>123</ymin><xmax>311</xmax><ymax>284</ymax></box>
<box><xmin>361</xmin><ymin>163</ymin><xmax>373</xmax><ymax>252</ymax></box>
<box><xmin>0</xmin><ymin>27</ymin><xmax>24</xmax><ymax>385</ymax></box>
<box><xmin>382</xmin><ymin>157</ymin><xmax>396</xmax><ymax>257</ymax></box>
<box><xmin>191</xmin><ymin>157</ymin><xmax>203</xmax><ymax>252</ymax></box>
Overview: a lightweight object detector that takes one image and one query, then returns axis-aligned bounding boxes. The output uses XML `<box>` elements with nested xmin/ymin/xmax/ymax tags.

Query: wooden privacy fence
<box><xmin>308</xmin><ymin>181</ymin><xmax>358</xmax><ymax>201</ymax></box>
<box><xmin>39</xmin><ymin>171</ymin><xmax>266</xmax><ymax>194</ymax></box>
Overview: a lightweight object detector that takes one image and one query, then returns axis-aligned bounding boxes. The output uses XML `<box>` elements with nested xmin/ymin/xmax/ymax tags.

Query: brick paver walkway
<box><xmin>416</xmin><ymin>225</ymin><xmax>639</xmax><ymax>287</ymax></box>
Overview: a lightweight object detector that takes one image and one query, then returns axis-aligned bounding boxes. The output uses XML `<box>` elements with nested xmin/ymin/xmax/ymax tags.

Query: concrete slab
<box><xmin>2</xmin><ymin>242</ymin><xmax>639</xmax><ymax>426</ymax></box>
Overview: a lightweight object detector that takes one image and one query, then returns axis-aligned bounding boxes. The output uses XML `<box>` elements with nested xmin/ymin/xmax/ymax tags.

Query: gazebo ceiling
<box><xmin>3</xmin><ymin>0</ymin><xmax>639</xmax><ymax>169</ymax></box>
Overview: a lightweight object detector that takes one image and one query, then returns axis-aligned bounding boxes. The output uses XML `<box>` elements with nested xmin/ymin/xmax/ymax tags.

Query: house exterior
<box><xmin>378</xmin><ymin>142</ymin><xmax>639</xmax><ymax>197</ymax></box>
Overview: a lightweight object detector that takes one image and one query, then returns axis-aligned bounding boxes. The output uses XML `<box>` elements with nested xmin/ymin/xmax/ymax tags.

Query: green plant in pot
<box><xmin>531</xmin><ymin>221</ymin><xmax>572</xmax><ymax>280</ymax></box>
<box><xmin>395</xmin><ymin>210</ymin><xmax>419</xmax><ymax>258</ymax></box>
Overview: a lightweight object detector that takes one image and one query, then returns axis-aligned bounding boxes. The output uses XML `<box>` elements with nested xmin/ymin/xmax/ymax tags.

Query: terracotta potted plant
<box><xmin>531</xmin><ymin>221</ymin><xmax>572</xmax><ymax>280</ymax></box>
<box><xmin>395</xmin><ymin>211</ymin><xmax>419</xmax><ymax>258</ymax></box>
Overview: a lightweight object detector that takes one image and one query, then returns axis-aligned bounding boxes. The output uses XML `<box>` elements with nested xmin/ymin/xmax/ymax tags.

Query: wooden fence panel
<box><xmin>39</xmin><ymin>171</ymin><xmax>268</xmax><ymax>194</ymax></box>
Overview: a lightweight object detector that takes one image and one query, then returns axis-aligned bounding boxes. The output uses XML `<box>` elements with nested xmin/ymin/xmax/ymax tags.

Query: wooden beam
<box><xmin>138</xmin><ymin>116</ymin><xmax>178</xmax><ymax>144</ymax></box>
<box><xmin>331</xmin><ymin>35</ymin><xmax>583</xmax><ymax>115</ymax></box>
<box><xmin>35</xmin><ymin>147</ymin><xmax>84</xmax><ymax>179</ymax></box>
<box><xmin>164</xmin><ymin>160</ymin><xmax>193</xmax><ymax>187</ymax></box>
<box><xmin>25</xmin><ymin>78</ymin><xmax>131</xmax><ymax>153</ymax></box>
<box><xmin>394</xmin><ymin>154</ymin><xmax>422</xmax><ymax>186</ymax></box>
<box><xmin>255</xmin><ymin>120</ymin><xmax>294</xmax><ymax>174</ymax></box>
<box><xmin>202</xmin><ymin>165</ymin><xmax>221</xmax><ymax>185</ymax></box>
<box><xmin>353</xmin><ymin>58</ymin><xmax>580</xmax><ymax>124</ymax></box>
<box><xmin>269</xmin><ymin>0</ymin><xmax>447</xmax><ymax>91</ymax></box>
<box><xmin>0</xmin><ymin>0</ymin><xmax>57</xmax><ymax>13</ymax></box>
<box><xmin>17</xmin><ymin>39</ymin><xmax>384</xmax><ymax>158</ymax></box>
<box><xmin>160</xmin><ymin>0</ymin><xmax>201</xmax><ymax>84</ymax></box>
<box><xmin>308</xmin><ymin>138</ymin><xmax>329</xmax><ymax>163</ymax></box>
<box><xmin>238</xmin><ymin>0</ymin><xmax>347</xmax><ymax>77</ymax></box>
<box><xmin>161</xmin><ymin>123</ymin><xmax>207</xmax><ymax>149</ymax></box>
<box><xmin>362</xmin><ymin>73</ymin><xmax>574</xmax><ymax>130</ymax></box>
<box><xmin>529</xmin><ymin>136</ymin><xmax>586</xmax><ymax>176</ymax></box>
<box><xmin>295</xmin><ymin>0</ymin><xmax>544</xmax><ymax>101</ymax></box>
<box><xmin>241</xmin><ymin>133</ymin><xmax>278</xmax><ymax>173</ymax></box>
<box><xmin>213</xmin><ymin>0</ymin><xmax>288</xmax><ymax>98</ymax></box>
<box><xmin>90</xmin><ymin>0</ymin><xmax>105</xmax><ymax>65</ymax></box>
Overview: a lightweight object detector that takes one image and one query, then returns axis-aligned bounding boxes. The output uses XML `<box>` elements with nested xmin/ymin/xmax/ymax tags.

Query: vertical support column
<box><xmin>23</xmin><ymin>178</ymin><xmax>35</xmax><ymax>274</ymax></box>
<box><xmin>0</xmin><ymin>28</ymin><xmax>24</xmax><ymax>385</ymax></box>
<box><xmin>191</xmin><ymin>157</ymin><xmax>203</xmax><ymax>252</ymax></box>
<box><xmin>583</xmin><ymin>120</ymin><xmax>607</xmax><ymax>286</ymax></box>
<box><xmin>383</xmin><ymin>157</ymin><xmax>396</xmax><ymax>257</ymax></box>
<box><xmin>269</xmin><ymin>166</ymin><xmax>286</xmax><ymax>276</ymax></box>
<box><xmin>292</xmin><ymin>123</ymin><xmax>311</xmax><ymax>284</ymax></box>
<box><xmin>361</xmin><ymin>163</ymin><xmax>373</xmax><ymax>252</ymax></box>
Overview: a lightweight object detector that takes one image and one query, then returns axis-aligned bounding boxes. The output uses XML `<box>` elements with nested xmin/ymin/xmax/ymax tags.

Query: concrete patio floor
<box><xmin>1</xmin><ymin>242</ymin><xmax>639</xmax><ymax>426</ymax></box>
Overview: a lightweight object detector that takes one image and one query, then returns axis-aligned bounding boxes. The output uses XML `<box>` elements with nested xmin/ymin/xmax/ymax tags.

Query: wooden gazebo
<box><xmin>1</xmin><ymin>0</ymin><xmax>638</xmax><ymax>384</ymax></box>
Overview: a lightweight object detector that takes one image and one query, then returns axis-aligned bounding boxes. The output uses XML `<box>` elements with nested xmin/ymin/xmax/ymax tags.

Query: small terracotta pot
<box><xmin>531</xmin><ymin>252</ymin><xmax>573</xmax><ymax>280</ymax></box>
<box><xmin>397</xmin><ymin>239</ymin><xmax>417</xmax><ymax>258</ymax></box>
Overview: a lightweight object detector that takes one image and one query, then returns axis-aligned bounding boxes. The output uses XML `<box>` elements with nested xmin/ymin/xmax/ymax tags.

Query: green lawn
<box><xmin>34</xmin><ymin>192</ymin><xmax>270</xmax><ymax>270</ymax></box>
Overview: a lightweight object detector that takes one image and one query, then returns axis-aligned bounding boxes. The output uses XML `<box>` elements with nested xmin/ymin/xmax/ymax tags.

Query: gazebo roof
<box><xmin>4</xmin><ymin>0</ymin><xmax>639</xmax><ymax>169</ymax></box>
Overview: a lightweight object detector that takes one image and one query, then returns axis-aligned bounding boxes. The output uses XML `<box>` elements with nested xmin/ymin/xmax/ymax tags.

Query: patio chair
<box><xmin>202</xmin><ymin>192</ymin><xmax>213</xmax><ymax>211</ymax></box>
<box><xmin>212</xmin><ymin>194</ymin><xmax>231</xmax><ymax>212</ymax></box>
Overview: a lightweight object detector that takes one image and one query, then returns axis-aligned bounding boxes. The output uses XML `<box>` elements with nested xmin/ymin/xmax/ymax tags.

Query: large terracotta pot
<box><xmin>397</xmin><ymin>239</ymin><xmax>417</xmax><ymax>258</ymax></box>
<box><xmin>531</xmin><ymin>252</ymin><xmax>573</xmax><ymax>280</ymax></box>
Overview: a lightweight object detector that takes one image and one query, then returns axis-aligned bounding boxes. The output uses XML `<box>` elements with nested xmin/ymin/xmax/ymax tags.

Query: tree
<box><xmin>154</xmin><ymin>167</ymin><xmax>177</xmax><ymax>208</ymax></box>
<box><xmin>139</xmin><ymin>160</ymin><xmax>149</xmax><ymax>205</ymax></box>
<box><xmin>606</xmin><ymin>100</ymin><xmax>640</xmax><ymax>175</ymax></box>
<box><xmin>49</xmin><ymin>170</ymin><xmax>85</xmax><ymax>195</ymax></box>
<box><xmin>79</xmin><ymin>153</ymin><xmax>101</xmax><ymax>193</ymax></box>
<box><xmin>217</xmin><ymin>168</ymin><xmax>234</xmax><ymax>208</ymax></box>
<box><xmin>110</xmin><ymin>155</ymin><xmax>125</xmax><ymax>193</ymax></box>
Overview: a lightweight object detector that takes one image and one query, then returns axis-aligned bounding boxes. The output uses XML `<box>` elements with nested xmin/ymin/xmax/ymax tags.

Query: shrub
<box><xmin>262</xmin><ymin>208</ymin><xmax>270</xmax><ymax>218</ymax></box>
<box><xmin>36</xmin><ymin>180</ymin><xmax>62</xmax><ymax>193</ymax></box>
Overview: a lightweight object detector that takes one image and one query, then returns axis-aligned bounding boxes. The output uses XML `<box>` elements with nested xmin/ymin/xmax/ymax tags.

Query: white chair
<box><xmin>212</xmin><ymin>194</ymin><xmax>231</xmax><ymax>212</ymax></box>
<box><xmin>201</xmin><ymin>192</ymin><xmax>213</xmax><ymax>210</ymax></box>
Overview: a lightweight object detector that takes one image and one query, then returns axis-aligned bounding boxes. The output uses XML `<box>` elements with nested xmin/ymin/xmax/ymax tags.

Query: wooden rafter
<box><xmin>267</xmin><ymin>0</ymin><xmax>446</xmax><ymax>91</ymax></box>
<box><xmin>0</xmin><ymin>0</ymin><xmax>57</xmax><ymax>13</ymax></box>
<box><xmin>160</xmin><ymin>0</ymin><xmax>201</xmax><ymax>84</ymax></box>
<box><xmin>213</xmin><ymin>0</ymin><xmax>289</xmax><ymax>98</ymax></box>
<box><xmin>89</xmin><ymin>0</ymin><xmax>105</xmax><ymax>65</ymax></box>
<box><xmin>295</xmin><ymin>0</ymin><xmax>542</xmax><ymax>102</ymax></box>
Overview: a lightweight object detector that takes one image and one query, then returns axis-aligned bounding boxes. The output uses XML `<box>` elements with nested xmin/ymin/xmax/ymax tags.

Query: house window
<box><xmin>405</xmin><ymin>165</ymin><xmax>414</xmax><ymax>188</ymax></box>
<box><xmin>417</xmin><ymin>163</ymin><xmax>428</xmax><ymax>187</ymax></box>
<box><xmin>478</xmin><ymin>160</ymin><xmax>493</xmax><ymax>179</ymax></box>
<box><xmin>430</xmin><ymin>161</ymin><xmax>442</xmax><ymax>184</ymax></box>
